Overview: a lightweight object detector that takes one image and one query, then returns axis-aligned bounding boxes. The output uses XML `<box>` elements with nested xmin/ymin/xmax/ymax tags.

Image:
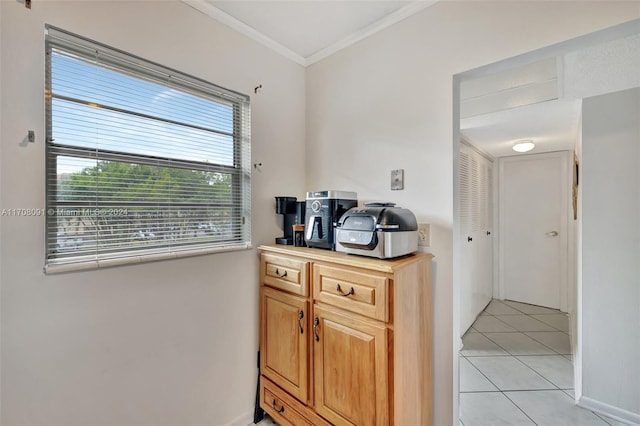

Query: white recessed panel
<box><xmin>461</xmin><ymin>79</ymin><xmax>558</xmax><ymax>119</ymax></box>
<box><xmin>461</xmin><ymin>57</ymin><xmax>558</xmax><ymax>101</ymax></box>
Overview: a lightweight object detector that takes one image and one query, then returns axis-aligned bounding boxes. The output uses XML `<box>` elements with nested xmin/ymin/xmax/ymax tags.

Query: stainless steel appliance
<box><xmin>305</xmin><ymin>190</ymin><xmax>357</xmax><ymax>250</ymax></box>
<box><xmin>335</xmin><ymin>203</ymin><xmax>418</xmax><ymax>259</ymax></box>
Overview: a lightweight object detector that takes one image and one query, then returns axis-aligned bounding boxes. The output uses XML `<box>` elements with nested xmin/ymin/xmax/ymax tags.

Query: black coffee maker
<box><xmin>275</xmin><ymin>196</ymin><xmax>306</xmax><ymax>245</ymax></box>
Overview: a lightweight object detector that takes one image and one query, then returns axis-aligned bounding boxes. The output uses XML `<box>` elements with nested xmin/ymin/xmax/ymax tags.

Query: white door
<box><xmin>499</xmin><ymin>151</ymin><xmax>569</xmax><ymax>310</ymax></box>
<box><xmin>460</xmin><ymin>144</ymin><xmax>494</xmax><ymax>335</ymax></box>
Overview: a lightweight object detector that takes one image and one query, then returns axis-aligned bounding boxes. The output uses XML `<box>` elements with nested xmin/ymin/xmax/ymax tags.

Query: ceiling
<box><xmin>186</xmin><ymin>0</ymin><xmax>578</xmax><ymax>157</ymax></box>
<box><xmin>461</xmin><ymin>99</ymin><xmax>582</xmax><ymax>158</ymax></box>
<box><xmin>461</xmin><ymin>31</ymin><xmax>640</xmax><ymax>158</ymax></box>
<box><xmin>182</xmin><ymin>2</ymin><xmax>639</xmax><ymax>159</ymax></box>
<box><xmin>460</xmin><ymin>57</ymin><xmax>582</xmax><ymax>158</ymax></box>
<box><xmin>183</xmin><ymin>0</ymin><xmax>438</xmax><ymax>66</ymax></box>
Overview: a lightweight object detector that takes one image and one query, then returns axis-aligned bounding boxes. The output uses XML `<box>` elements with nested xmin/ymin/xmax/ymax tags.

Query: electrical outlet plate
<box><xmin>391</xmin><ymin>169</ymin><xmax>404</xmax><ymax>190</ymax></box>
<box><xmin>418</xmin><ymin>223</ymin><xmax>430</xmax><ymax>247</ymax></box>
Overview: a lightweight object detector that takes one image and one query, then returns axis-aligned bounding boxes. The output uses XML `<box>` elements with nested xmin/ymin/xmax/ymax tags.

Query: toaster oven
<box><xmin>335</xmin><ymin>203</ymin><xmax>418</xmax><ymax>259</ymax></box>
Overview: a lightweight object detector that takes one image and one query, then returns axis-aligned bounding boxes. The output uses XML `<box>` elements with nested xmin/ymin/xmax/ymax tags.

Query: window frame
<box><xmin>44</xmin><ymin>26</ymin><xmax>251</xmax><ymax>273</ymax></box>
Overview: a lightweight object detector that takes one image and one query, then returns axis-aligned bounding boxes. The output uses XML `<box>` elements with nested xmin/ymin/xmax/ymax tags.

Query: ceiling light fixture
<box><xmin>512</xmin><ymin>140</ymin><xmax>535</xmax><ymax>153</ymax></box>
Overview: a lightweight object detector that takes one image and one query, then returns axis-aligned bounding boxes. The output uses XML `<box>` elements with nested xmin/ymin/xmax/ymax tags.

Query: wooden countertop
<box><xmin>258</xmin><ymin>244</ymin><xmax>432</xmax><ymax>274</ymax></box>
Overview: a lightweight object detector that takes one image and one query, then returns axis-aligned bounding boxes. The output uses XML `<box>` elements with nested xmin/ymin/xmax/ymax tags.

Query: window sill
<box><xmin>43</xmin><ymin>243</ymin><xmax>252</xmax><ymax>274</ymax></box>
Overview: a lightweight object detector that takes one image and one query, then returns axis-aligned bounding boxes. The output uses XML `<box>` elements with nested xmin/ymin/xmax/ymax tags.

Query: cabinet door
<box><xmin>313</xmin><ymin>305</ymin><xmax>388</xmax><ymax>426</ymax></box>
<box><xmin>261</xmin><ymin>287</ymin><xmax>309</xmax><ymax>402</ymax></box>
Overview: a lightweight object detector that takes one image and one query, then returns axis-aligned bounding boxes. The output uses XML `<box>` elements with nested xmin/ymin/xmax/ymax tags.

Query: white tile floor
<box><xmin>460</xmin><ymin>299</ymin><xmax>618</xmax><ymax>426</ymax></box>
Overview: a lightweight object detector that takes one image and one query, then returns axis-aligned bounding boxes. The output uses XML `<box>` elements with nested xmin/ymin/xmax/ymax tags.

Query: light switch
<box><xmin>391</xmin><ymin>169</ymin><xmax>404</xmax><ymax>190</ymax></box>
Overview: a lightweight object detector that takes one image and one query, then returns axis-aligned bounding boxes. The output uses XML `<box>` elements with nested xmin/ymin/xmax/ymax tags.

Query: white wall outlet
<box><xmin>391</xmin><ymin>169</ymin><xmax>404</xmax><ymax>190</ymax></box>
<box><xmin>418</xmin><ymin>223</ymin><xmax>431</xmax><ymax>247</ymax></box>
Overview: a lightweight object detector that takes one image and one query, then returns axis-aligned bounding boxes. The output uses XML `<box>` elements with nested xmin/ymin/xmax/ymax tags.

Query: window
<box><xmin>45</xmin><ymin>26</ymin><xmax>251</xmax><ymax>272</ymax></box>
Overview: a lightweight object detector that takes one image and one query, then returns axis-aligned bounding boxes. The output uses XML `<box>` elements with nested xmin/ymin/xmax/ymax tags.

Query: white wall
<box><xmin>305</xmin><ymin>2</ymin><xmax>640</xmax><ymax>424</ymax></box>
<box><xmin>581</xmin><ymin>87</ymin><xmax>640</xmax><ymax>421</ymax></box>
<box><xmin>3</xmin><ymin>1</ymin><xmax>640</xmax><ymax>425</ymax></box>
<box><xmin>0</xmin><ymin>2</ymin><xmax>306</xmax><ymax>425</ymax></box>
<box><xmin>572</xmin><ymin>112</ymin><xmax>583</xmax><ymax>403</ymax></box>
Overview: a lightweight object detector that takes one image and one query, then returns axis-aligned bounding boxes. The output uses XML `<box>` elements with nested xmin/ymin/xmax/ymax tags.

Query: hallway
<box><xmin>459</xmin><ymin>299</ymin><xmax>623</xmax><ymax>426</ymax></box>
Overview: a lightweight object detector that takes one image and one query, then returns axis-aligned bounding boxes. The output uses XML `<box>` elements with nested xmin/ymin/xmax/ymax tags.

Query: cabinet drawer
<box><xmin>262</xmin><ymin>254</ymin><xmax>309</xmax><ymax>296</ymax></box>
<box><xmin>261</xmin><ymin>377</ymin><xmax>310</xmax><ymax>426</ymax></box>
<box><xmin>313</xmin><ymin>264</ymin><xmax>389</xmax><ymax>322</ymax></box>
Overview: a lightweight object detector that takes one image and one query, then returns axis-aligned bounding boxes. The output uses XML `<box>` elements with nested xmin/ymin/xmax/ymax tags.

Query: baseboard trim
<box><xmin>226</xmin><ymin>410</ymin><xmax>254</xmax><ymax>426</ymax></box>
<box><xmin>578</xmin><ymin>395</ymin><xmax>640</xmax><ymax>425</ymax></box>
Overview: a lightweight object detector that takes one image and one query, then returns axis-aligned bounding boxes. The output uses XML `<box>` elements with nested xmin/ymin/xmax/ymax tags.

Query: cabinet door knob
<box><xmin>298</xmin><ymin>310</ymin><xmax>304</xmax><ymax>334</ymax></box>
<box><xmin>336</xmin><ymin>284</ymin><xmax>354</xmax><ymax>297</ymax></box>
<box><xmin>274</xmin><ymin>268</ymin><xmax>287</xmax><ymax>278</ymax></box>
<box><xmin>272</xmin><ymin>399</ymin><xmax>285</xmax><ymax>413</ymax></box>
<box><xmin>313</xmin><ymin>317</ymin><xmax>320</xmax><ymax>342</ymax></box>
<box><xmin>467</xmin><ymin>236</ymin><xmax>473</xmax><ymax>242</ymax></box>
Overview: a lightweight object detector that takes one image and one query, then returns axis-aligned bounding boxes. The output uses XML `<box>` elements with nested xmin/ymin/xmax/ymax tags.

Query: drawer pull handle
<box><xmin>313</xmin><ymin>317</ymin><xmax>320</xmax><ymax>342</ymax></box>
<box><xmin>272</xmin><ymin>399</ymin><xmax>285</xmax><ymax>414</ymax></box>
<box><xmin>298</xmin><ymin>310</ymin><xmax>304</xmax><ymax>334</ymax></box>
<box><xmin>274</xmin><ymin>268</ymin><xmax>287</xmax><ymax>278</ymax></box>
<box><xmin>336</xmin><ymin>284</ymin><xmax>355</xmax><ymax>297</ymax></box>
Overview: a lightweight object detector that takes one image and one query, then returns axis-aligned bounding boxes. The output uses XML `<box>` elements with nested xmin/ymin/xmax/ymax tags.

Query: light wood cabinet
<box><xmin>313</xmin><ymin>263</ymin><xmax>388</xmax><ymax>322</ymax></box>
<box><xmin>313</xmin><ymin>304</ymin><xmax>388</xmax><ymax>426</ymax></box>
<box><xmin>262</xmin><ymin>377</ymin><xmax>318</xmax><ymax>426</ymax></box>
<box><xmin>259</xmin><ymin>245</ymin><xmax>433</xmax><ymax>426</ymax></box>
<box><xmin>262</xmin><ymin>253</ymin><xmax>310</xmax><ymax>296</ymax></box>
<box><xmin>261</xmin><ymin>287</ymin><xmax>309</xmax><ymax>402</ymax></box>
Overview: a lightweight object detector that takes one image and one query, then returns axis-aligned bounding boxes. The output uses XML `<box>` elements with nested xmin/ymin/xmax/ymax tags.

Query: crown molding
<box><xmin>306</xmin><ymin>0</ymin><xmax>439</xmax><ymax>66</ymax></box>
<box><xmin>182</xmin><ymin>0</ymin><xmax>439</xmax><ymax>67</ymax></box>
<box><xmin>182</xmin><ymin>0</ymin><xmax>307</xmax><ymax>66</ymax></box>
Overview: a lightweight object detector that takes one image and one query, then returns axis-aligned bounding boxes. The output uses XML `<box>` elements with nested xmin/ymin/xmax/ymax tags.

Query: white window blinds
<box><xmin>45</xmin><ymin>26</ymin><xmax>251</xmax><ymax>272</ymax></box>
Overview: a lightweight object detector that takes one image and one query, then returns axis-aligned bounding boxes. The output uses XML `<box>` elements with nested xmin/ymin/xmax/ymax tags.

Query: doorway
<box><xmin>453</xmin><ymin>19</ymin><xmax>640</xmax><ymax>426</ymax></box>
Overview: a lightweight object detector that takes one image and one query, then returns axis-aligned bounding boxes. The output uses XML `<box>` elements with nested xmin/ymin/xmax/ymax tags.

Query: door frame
<box><xmin>452</xmin><ymin>18</ymin><xmax>640</xmax><ymax>423</ymax></box>
<box><xmin>497</xmin><ymin>151</ymin><xmax>572</xmax><ymax>312</ymax></box>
